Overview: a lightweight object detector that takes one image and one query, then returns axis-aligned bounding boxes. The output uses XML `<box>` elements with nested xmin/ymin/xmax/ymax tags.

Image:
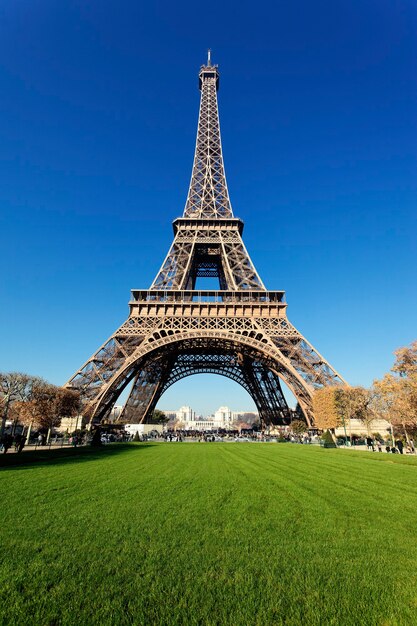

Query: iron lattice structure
<box><xmin>66</xmin><ymin>53</ymin><xmax>346</xmax><ymax>427</ymax></box>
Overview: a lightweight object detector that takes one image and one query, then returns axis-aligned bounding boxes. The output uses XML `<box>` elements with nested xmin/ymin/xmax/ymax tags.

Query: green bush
<box><xmin>320</xmin><ymin>430</ymin><xmax>337</xmax><ymax>448</ymax></box>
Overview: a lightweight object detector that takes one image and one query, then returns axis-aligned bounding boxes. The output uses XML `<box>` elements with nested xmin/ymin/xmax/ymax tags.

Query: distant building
<box><xmin>177</xmin><ymin>406</ymin><xmax>196</xmax><ymax>422</ymax></box>
<box><xmin>335</xmin><ymin>417</ymin><xmax>392</xmax><ymax>438</ymax></box>
<box><xmin>214</xmin><ymin>406</ymin><xmax>232</xmax><ymax>427</ymax></box>
<box><xmin>163</xmin><ymin>411</ymin><xmax>178</xmax><ymax>421</ymax></box>
<box><xmin>160</xmin><ymin>405</ymin><xmax>261</xmax><ymax>431</ymax></box>
<box><xmin>163</xmin><ymin>406</ymin><xmax>196</xmax><ymax>427</ymax></box>
<box><xmin>56</xmin><ymin>414</ymin><xmax>85</xmax><ymax>433</ymax></box>
<box><xmin>161</xmin><ymin>406</ymin><xmax>216</xmax><ymax>430</ymax></box>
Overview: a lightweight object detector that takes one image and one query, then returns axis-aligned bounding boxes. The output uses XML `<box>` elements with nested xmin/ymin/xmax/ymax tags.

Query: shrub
<box><xmin>320</xmin><ymin>430</ymin><xmax>337</xmax><ymax>448</ymax></box>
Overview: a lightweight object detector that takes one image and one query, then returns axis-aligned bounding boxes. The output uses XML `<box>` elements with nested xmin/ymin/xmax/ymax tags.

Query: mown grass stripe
<box><xmin>1</xmin><ymin>443</ymin><xmax>417</xmax><ymax>625</ymax></box>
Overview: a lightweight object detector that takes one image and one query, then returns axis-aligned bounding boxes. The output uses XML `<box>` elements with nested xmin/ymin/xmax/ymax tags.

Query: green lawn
<box><xmin>1</xmin><ymin>443</ymin><xmax>417</xmax><ymax>626</ymax></box>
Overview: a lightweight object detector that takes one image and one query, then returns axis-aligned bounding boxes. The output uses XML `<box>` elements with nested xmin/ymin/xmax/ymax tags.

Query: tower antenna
<box><xmin>207</xmin><ymin>48</ymin><xmax>211</xmax><ymax>66</ymax></box>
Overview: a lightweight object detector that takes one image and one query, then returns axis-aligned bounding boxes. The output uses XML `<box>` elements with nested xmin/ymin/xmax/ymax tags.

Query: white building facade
<box><xmin>161</xmin><ymin>405</ymin><xmax>245</xmax><ymax>431</ymax></box>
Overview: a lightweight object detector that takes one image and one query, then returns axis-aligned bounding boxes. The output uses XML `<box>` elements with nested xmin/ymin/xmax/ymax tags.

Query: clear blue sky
<box><xmin>1</xmin><ymin>1</ymin><xmax>416</xmax><ymax>415</ymax></box>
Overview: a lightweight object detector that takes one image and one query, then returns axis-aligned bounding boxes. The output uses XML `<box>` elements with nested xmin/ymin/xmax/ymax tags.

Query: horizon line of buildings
<box><xmin>161</xmin><ymin>406</ymin><xmax>259</xmax><ymax>430</ymax></box>
<box><xmin>50</xmin><ymin>404</ymin><xmax>392</xmax><ymax>438</ymax></box>
<box><xmin>106</xmin><ymin>404</ymin><xmax>393</xmax><ymax>437</ymax></box>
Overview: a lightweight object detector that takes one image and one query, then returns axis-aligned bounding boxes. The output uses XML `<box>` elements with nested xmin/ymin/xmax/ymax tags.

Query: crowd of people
<box><xmin>364</xmin><ymin>435</ymin><xmax>415</xmax><ymax>454</ymax></box>
<box><xmin>0</xmin><ymin>432</ymin><xmax>26</xmax><ymax>454</ymax></box>
<box><xmin>1</xmin><ymin>426</ymin><xmax>415</xmax><ymax>455</ymax></box>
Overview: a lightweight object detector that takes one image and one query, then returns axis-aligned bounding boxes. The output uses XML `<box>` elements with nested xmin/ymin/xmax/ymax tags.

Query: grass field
<box><xmin>1</xmin><ymin>443</ymin><xmax>417</xmax><ymax>626</ymax></box>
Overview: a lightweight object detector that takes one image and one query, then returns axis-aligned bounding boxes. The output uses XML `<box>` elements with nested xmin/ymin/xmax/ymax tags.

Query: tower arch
<box><xmin>84</xmin><ymin>331</ymin><xmax>322</xmax><ymax>427</ymax></box>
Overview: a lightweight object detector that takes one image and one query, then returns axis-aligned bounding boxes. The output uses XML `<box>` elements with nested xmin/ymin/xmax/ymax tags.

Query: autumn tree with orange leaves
<box><xmin>372</xmin><ymin>340</ymin><xmax>417</xmax><ymax>442</ymax></box>
<box><xmin>312</xmin><ymin>386</ymin><xmax>342</xmax><ymax>441</ymax></box>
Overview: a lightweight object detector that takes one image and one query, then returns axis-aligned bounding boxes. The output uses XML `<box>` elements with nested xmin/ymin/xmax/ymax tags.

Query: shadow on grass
<box><xmin>0</xmin><ymin>443</ymin><xmax>155</xmax><ymax>471</ymax></box>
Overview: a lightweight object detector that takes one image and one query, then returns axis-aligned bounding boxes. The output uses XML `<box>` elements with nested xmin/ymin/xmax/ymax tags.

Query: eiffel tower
<box><xmin>66</xmin><ymin>52</ymin><xmax>346</xmax><ymax>427</ymax></box>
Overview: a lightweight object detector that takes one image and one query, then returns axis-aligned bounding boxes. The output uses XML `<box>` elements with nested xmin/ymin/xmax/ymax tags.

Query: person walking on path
<box><xmin>396</xmin><ymin>439</ymin><xmax>404</xmax><ymax>454</ymax></box>
<box><xmin>14</xmin><ymin>433</ymin><xmax>23</xmax><ymax>452</ymax></box>
<box><xmin>1</xmin><ymin>433</ymin><xmax>13</xmax><ymax>453</ymax></box>
<box><xmin>17</xmin><ymin>436</ymin><xmax>25</xmax><ymax>454</ymax></box>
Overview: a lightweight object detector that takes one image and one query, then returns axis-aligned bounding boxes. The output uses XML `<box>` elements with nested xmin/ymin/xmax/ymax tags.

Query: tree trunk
<box><xmin>390</xmin><ymin>422</ymin><xmax>395</xmax><ymax>447</ymax></box>
<box><xmin>1</xmin><ymin>395</ymin><xmax>11</xmax><ymax>436</ymax></box>
<box><xmin>11</xmin><ymin>415</ymin><xmax>19</xmax><ymax>436</ymax></box>
<box><xmin>25</xmin><ymin>421</ymin><xmax>32</xmax><ymax>445</ymax></box>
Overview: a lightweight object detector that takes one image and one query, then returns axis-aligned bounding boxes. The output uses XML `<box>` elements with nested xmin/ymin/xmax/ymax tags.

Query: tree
<box><xmin>148</xmin><ymin>409</ymin><xmax>168</xmax><ymax>424</ymax></box>
<box><xmin>234</xmin><ymin>413</ymin><xmax>259</xmax><ymax>429</ymax></box>
<box><xmin>392</xmin><ymin>341</ymin><xmax>417</xmax><ymax>436</ymax></box>
<box><xmin>372</xmin><ymin>340</ymin><xmax>417</xmax><ymax>443</ymax></box>
<box><xmin>313</xmin><ymin>385</ymin><xmax>374</xmax><ymax>443</ymax></box>
<box><xmin>0</xmin><ymin>373</ymin><xmax>43</xmax><ymax>436</ymax></box>
<box><xmin>392</xmin><ymin>340</ymin><xmax>417</xmax><ymax>377</ymax></box>
<box><xmin>15</xmin><ymin>399</ymin><xmax>40</xmax><ymax>429</ymax></box>
<box><xmin>58</xmin><ymin>388</ymin><xmax>81</xmax><ymax>421</ymax></box>
<box><xmin>290</xmin><ymin>419</ymin><xmax>307</xmax><ymax>435</ymax></box>
<box><xmin>373</xmin><ymin>374</ymin><xmax>417</xmax><ymax>442</ymax></box>
<box><xmin>313</xmin><ymin>386</ymin><xmax>342</xmax><ymax>432</ymax></box>
<box><xmin>314</xmin><ymin>385</ymin><xmax>376</xmax><ymax>442</ymax></box>
<box><xmin>15</xmin><ymin>384</ymin><xmax>81</xmax><ymax>439</ymax></box>
<box><xmin>372</xmin><ymin>375</ymin><xmax>398</xmax><ymax>444</ymax></box>
<box><xmin>243</xmin><ymin>412</ymin><xmax>257</xmax><ymax>423</ymax></box>
<box><xmin>336</xmin><ymin>386</ymin><xmax>374</xmax><ymax>436</ymax></box>
<box><xmin>37</xmin><ymin>386</ymin><xmax>81</xmax><ymax>432</ymax></box>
